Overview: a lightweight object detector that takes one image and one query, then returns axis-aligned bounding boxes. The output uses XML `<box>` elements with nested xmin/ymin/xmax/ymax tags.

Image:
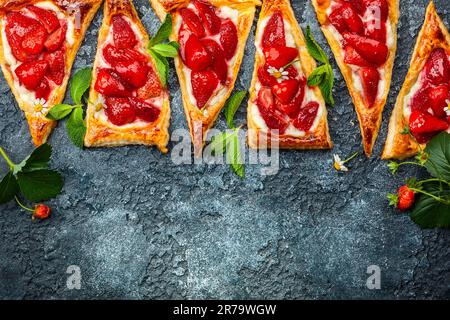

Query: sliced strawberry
<box><xmin>114</xmin><ymin>59</ymin><xmax>149</xmax><ymax>88</ymax></box>
<box><xmin>364</xmin><ymin>14</ymin><xmax>386</xmax><ymax>43</ymax></box>
<box><xmin>191</xmin><ymin>70</ymin><xmax>219</xmax><ymax>108</ymax></box>
<box><xmin>129</xmin><ymin>97</ymin><xmax>160</xmax><ymax>123</ymax></box>
<box><xmin>95</xmin><ymin>69</ymin><xmax>130</xmax><ymax>97</ymax></box>
<box><xmin>293</xmin><ymin>101</ymin><xmax>320</xmax><ymax>132</ymax></box>
<box><xmin>344</xmin><ymin>0</ymin><xmax>365</xmax><ymax>14</ymax></box>
<box><xmin>27</xmin><ymin>5</ymin><xmax>60</xmax><ymax>33</ymax></box>
<box><xmin>428</xmin><ymin>85</ymin><xmax>449</xmax><ymax>118</ymax></box>
<box><xmin>104</xmin><ymin>97</ymin><xmax>136</xmax><ymax>126</ymax></box>
<box><xmin>5</xmin><ymin>12</ymin><xmax>40</xmax><ymax>62</ymax></box>
<box><xmin>264</xmin><ymin>46</ymin><xmax>298</xmax><ymax>69</ymax></box>
<box><xmin>329</xmin><ymin>2</ymin><xmax>364</xmax><ymax>34</ymax></box>
<box><xmin>358</xmin><ymin>67</ymin><xmax>379</xmax><ymax>108</ymax></box>
<box><xmin>344</xmin><ymin>45</ymin><xmax>373</xmax><ymax>67</ymax></box>
<box><xmin>262</xmin><ymin>11</ymin><xmax>285</xmax><ymax>48</ymax></box>
<box><xmin>35</xmin><ymin>77</ymin><xmax>51</xmax><ymax>101</ymax></box>
<box><xmin>256</xmin><ymin>88</ymin><xmax>289</xmax><ymax>133</ymax></box>
<box><xmin>410</xmin><ymin>87</ymin><xmax>430</xmax><ymax>113</ymax></box>
<box><xmin>21</xmin><ymin>22</ymin><xmax>47</xmax><ymax>55</ymax></box>
<box><xmin>194</xmin><ymin>0</ymin><xmax>221</xmax><ymax>35</ymax></box>
<box><xmin>219</xmin><ymin>19</ymin><xmax>238</xmax><ymax>60</ymax></box>
<box><xmin>258</xmin><ymin>65</ymin><xmax>277</xmax><ymax>87</ymax></box>
<box><xmin>178</xmin><ymin>23</ymin><xmax>192</xmax><ymax>62</ymax></box>
<box><xmin>409</xmin><ymin>110</ymin><xmax>449</xmax><ymax>143</ymax></box>
<box><xmin>15</xmin><ymin>60</ymin><xmax>48</xmax><ymax>90</ymax></box>
<box><xmin>43</xmin><ymin>49</ymin><xmax>65</xmax><ymax>85</ymax></box>
<box><xmin>343</xmin><ymin>33</ymin><xmax>388</xmax><ymax>66</ymax></box>
<box><xmin>271</xmin><ymin>79</ymin><xmax>299</xmax><ymax>104</ymax></box>
<box><xmin>44</xmin><ymin>22</ymin><xmax>67</xmax><ymax>52</ymax></box>
<box><xmin>275</xmin><ymin>77</ymin><xmax>306</xmax><ymax>119</ymax></box>
<box><xmin>137</xmin><ymin>68</ymin><xmax>162</xmax><ymax>99</ymax></box>
<box><xmin>111</xmin><ymin>15</ymin><xmax>137</xmax><ymax>49</ymax></box>
<box><xmin>201</xmin><ymin>39</ymin><xmax>228</xmax><ymax>83</ymax></box>
<box><xmin>180</xmin><ymin>8</ymin><xmax>205</xmax><ymax>38</ymax></box>
<box><xmin>285</xmin><ymin>65</ymin><xmax>299</xmax><ymax>79</ymax></box>
<box><xmin>362</xmin><ymin>0</ymin><xmax>388</xmax><ymax>21</ymax></box>
<box><xmin>184</xmin><ymin>35</ymin><xmax>212</xmax><ymax>71</ymax></box>
<box><xmin>424</xmin><ymin>48</ymin><xmax>450</xmax><ymax>86</ymax></box>
<box><xmin>103</xmin><ymin>44</ymin><xmax>147</xmax><ymax>66</ymax></box>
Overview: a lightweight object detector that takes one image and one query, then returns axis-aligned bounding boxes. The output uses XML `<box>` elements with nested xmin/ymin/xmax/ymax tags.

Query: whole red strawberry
<box><xmin>388</xmin><ymin>185</ymin><xmax>415</xmax><ymax>211</ymax></box>
<box><xmin>33</xmin><ymin>204</ymin><xmax>51</xmax><ymax>220</ymax></box>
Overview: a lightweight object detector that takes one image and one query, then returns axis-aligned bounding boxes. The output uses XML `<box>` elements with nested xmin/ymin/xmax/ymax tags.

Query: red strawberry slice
<box><xmin>293</xmin><ymin>101</ymin><xmax>320</xmax><ymax>132</ymax></box>
<box><xmin>271</xmin><ymin>79</ymin><xmax>299</xmax><ymax>104</ymax></box>
<box><xmin>129</xmin><ymin>97</ymin><xmax>160</xmax><ymax>123</ymax></box>
<box><xmin>21</xmin><ymin>22</ymin><xmax>47</xmax><ymax>55</ymax></box>
<box><xmin>264</xmin><ymin>46</ymin><xmax>298</xmax><ymax>69</ymax></box>
<box><xmin>35</xmin><ymin>77</ymin><xmax>51</xmax><ymax>101</ymax></box>
<box><xmin>191</xmin><ymin>70</ymin><xmax>219</xmax><ymax>108</ymax></box>
<box><xmin>344</xmin><ymin>45</ymin><xmax>373</xmax><ymax>67</ymax></box>
<box><xmin>424</xmin><ymin>48</ymin><xmax>450</xmax><ymax>86</ymax></box>
<box><xmin>114</xmin><ymin>59</ymin><xmax>149</xmax><ymax>88</ymax></box>
<box><xmin>184</xmin><ymin>35</ymin><xmax>212</xmax><ymax>71</ymax></box>
<box><xmin>112</xmin><ymin>15</ymin><xmax>137</xmax><ymax>49</ymax></box>
<box><xmin>219</xmin><ymin>20</ymin><xmax>238</xmax><ymax>60</ymax></box>
<box><xmin>258</xmin><ymin>65</ymin><xmax>277</xmax><ymax>87</ymax></box>
<box><xmin>194</xmin><ymin>0</ymin><xmax>221</xmax><ymax>35</ymax></box>
<box><xmin>428</xmin><ymin>85</ymin><xmax>449</xmax><ymax>118</ymax></box>
<box><xmin>410</xmin><ymin>87</ymin><xmax>430</xmax><ymax>113</ymax></box>
<box><xmin>256</xmin><ymin>88</ymin><xmax>289</xmax><ymax>134</ymax></box>
<box><xmin>409</xmin><ymin>110</ymin><xmax>449</xmax><ymax>143</ymax></box>
<box><xmin>358</xmin><ymin>67</ymin><xmax>379</xmax><ymax>108</ymax></box>
<box><xmin>104</xmin><ymin>97</ymin><xmax>136</xmax><ymax>126</ymax></box>
<box><xmin>344</xmin><ymin>0</ymin><xmax>365</xmax><ymax>14</ymax></box>
<box><xmin>103</xmin><ymin>45</ymin><xmax>147</xmax><ymax>66</ymax></box>
<box><xmin>27</xmin><ymin>5</ymin><xmax>60</xmax><ymax>33</ymax></box>
<box><xmin>262</xmin><ymin>11</ymin><xmax>285</xmax><ymax>49</ymax></box>
<box><xmin>329</xmin><ymin>2</ymin><xmax>364</xmax><ymax>34</ymax></box>
<box><xmin>180</xmin><ymin>8</ymin><xmax>205</xmax><ymax>38</ymax></box>
<box><xmin>275</xmin><ymin>77</ymin><xmax>306</xmax><ymax>118</ymax></box>
<box><xmin>343</xmin><ymin>33</ymin><xmax>388</xmax><ymax>66</ymax></box>
<box><xmin>95</xmin><ymin>69</ymin><xmax>130</xmax><ymax>97</ymax></box>
<box><xmin>178</xmin><ymin>23</ymin><xmax>192</xmax><ymax>62</ymax></box>
<box><xmin>44</xmin><ymin>22</ymin><xmax>67</xmax><ymax>52</ymax></box>
<box><xmin>137</xmin><ymin>67</ymin><xmax>162</xmax><ymax>99</ymax></box>
<box><xmin>5</xmin><ymin>12</ymin><xmax>41</xmax><ymax>62</ymax></box>
<box><xmin>15</xmin><ymin>60</ymin><xmax>48</xmax><ymax>90</ymax></box>
<box><xmin>362</xmin><ymin>0</ymin><xmax>388</xmax><ymax>21</ymax></box>
<box><xmin>285</xmin><ymin>65</ymin><xmax>299</xmax><ymax>79</ymax></box>
<box><xmin>43</xmin><ymin>49</ymin><xmax>66</xmax><ymax>85</ymax></box>
<box><xmin>201</xmin><ymin>39</ymin><xmax>228</xmax><ymax>83</ymax></box>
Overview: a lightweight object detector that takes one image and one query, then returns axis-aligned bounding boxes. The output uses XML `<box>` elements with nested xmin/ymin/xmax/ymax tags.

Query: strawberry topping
<box><xmin>343</xmin><ymin>45</ymin><xmax>373</xmax><ymax>67</ymax></box>
<box><xmin>194</xmin><ymin>0</ymin><xmax>221</xmax><ymax>35</ymax></box>
<box><xmin>43</xmin><ymin>49</ymin><xmax>66</xmax><ymax>85</ymax></box>
<box><xmin>219</xmin><ymin>19</ymin><xmax>238</xmax><ymax>60</ymax></box>
<box><xmin>358</xmin><ymin>67</ymin><xmax>379</xmax><ymax>108</ymax></box>
<box><xmin>256</xmin><ymin>88</ymin><xmax>289</xmax><ymax>134</ymax></box>
<box><xmin>184</xmin><ymin>35</ymin><xmax>212</xmax><ymax>71</ymax></box>
<box><xmin>130</xmin><ymin>97</ymin><xmax>161</xmax><ymax>123</ymax></box>
<box><xmin>21</xmin><ymin>22</ymin><xmax>47</xmax><ymax>55</ymax></box>
<box><xmin>343</xmin><ymin>33</ymin><xmax>388</xmax><ymax>66</ymax></box>
<box><xmin>264</xmin><ymin>46</ymin><xmax>298</xmax><ymax>69</ymax></box>
<box><xmin>15</xmin><ymin>60</ymin><xmax>49</xmax><ymax>90</ymax></box>
<box><xmin>44</xmin><ymin>22</ymin><xmax>67</xmax><ymax>52</ymax></box>
<box><xmin>104</xmin><ymin>97</ymin><xmax>136</xmax><ymax>126</ymax></box>
<box><xmin>201</xmin><ymin>39</ymin><xmax>228</xmax><ymax>83</ymax></box>
<box><xmin>409</xmin><ymin>111</ymin><xmax>449</xmax><ymax>143</ymax></box>
<box><xmin>428</xmin><ymin>85</ymin><xmax>449</xmax><ymax>118</ymax></box>
<box><xmin>180</xmin><ymin>8</ymin><xmax>205</xmax><ymax>38</ymax></box>
<box><xmin>272</xmin><ymin>79</ymin><xmax>299</xmax><ymax>104</ymax></box>
<box><xmin>27</xmin><ymin>5</ymin><xmax>60</xmax><ymax>33</ymax></box>
<box><xmin>275</xmin><ymin>78</ymin><xmax>306</xmax><ymax>119</ymax></box>
<box><xmin>137</xmin><ymin>67</ymin><xmax>162</xmax><ymax>99</ymax></box>
<box><xmin>35</xmin><ymin>77</ymin><xmax>51</xmax><ymax>101</ymax></box>
<box><xmin>191</xmin><ymin>70</ymin><xmax>219</xmax><ymax>108</ymax></box>
<box><xmin>362</xmin><ymin>0</ymin><xmax>388</xmax><ymax>21</ymax></box>
<box><xmin>112</xmin><ymin>15</ymin><xmax>137</xmax><ymax>49</ymax></box>
<box><xmin>424</xmin><ymin>48</ymin><xmax>450</xmax><ymax>86</ymax></box>
<box><xmin>258</xmin><ymin>65</ymin><xmax>277</xmax><ymax>87</ymax></box>
<box><xmin>293</xmin><ymin>101</ymin><xmax>320</xmax><ymax>132</ymax></box>
<box><xmin>329</xmin><ymin>2</ymin><xmax>364</xmax><ymax>34</ymax></box>
<box><xmin>95</xmin><ymin>69</ymin><xmax>130</xmax><ymax>97</ymax></box>
<box><xmin>261</xmin><ymin>11</ymin><xmax>286</xmax><ymax>48</ymax></box>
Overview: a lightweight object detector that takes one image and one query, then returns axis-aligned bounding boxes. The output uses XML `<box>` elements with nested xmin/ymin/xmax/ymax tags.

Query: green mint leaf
<box><xmin>70</xmin><ymin>67</ymin><xmax>92</xmax><ymax>105</ymax></box>
<box><xmin>67</xmin><ymin>106</ymin><xmax>86</xmax><ymax>149</ymax></box>
<box><xmin>168</xmin><ymin>41</ymin><xmax>180</xmax><ymax>50</ymax></box>
<box><xmin>17</xmin><ymin>169</ymin><xmax>63</xmax><ymax>202</ymax></box>
<box><xmin>410</xmin><ymin>182</ymin><xmax>450</xmax><ymax>229</ymax></box>
<box><xmin>319</xmin><ymin>64</ymin><xmax>334</xmax><ymax>106</ymax></box>
<box><xmin>305</xmin><ymin>26</ymin><xmax>329</xmax><ymax>64</ymax></box>
<box><xmin>149</xmin><ymin>14</ymin><xmax>173</xmax><ymax>47</ymax></box>
<box><xmin>209</xmin><ymin>131</ymin><xmax>234</xmax><ymax>156</ymax></box>
<box><xmin>224</xmin><ymin>91</ymin><xmax>246</xmax><ymax>129</ymax></box>
<box><xmin>424</xmin><ymin>132</ymin><xmax>450</xmax><ymax>181</ymax></box>
<box><xmin>0</xmin><ymin>172</ymin><xmax>19</xmax><ymax>204</ymax></box>
<box><xmin>150</xmin><ymin>49</ymin><xmax>169</xmax><ymax>86</ymax></box>
<box><xmin>17</xmin><ymin>143</ymin><xmax>52</xmax><ymax>173</ymax></box>
<box><xmin>307</xmin><ymin>65</ymin><xmax>327</xmax><ymax>87</ymax></box>
<box><xmin>227</xmin><ymin>132</ymin><xmax>244</xmax><ymax>178</ymax></box>
<box><xmin>46</xmin><ymin>104</ymin><xmax>79</xmax><ymax>121</ymax></box>
<box><xmin>151</xmin><ymin>43</ymin><xmax>178</xmax><ymax>58</ymax></box>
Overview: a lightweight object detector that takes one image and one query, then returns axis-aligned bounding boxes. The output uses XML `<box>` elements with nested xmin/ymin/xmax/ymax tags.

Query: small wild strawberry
<box><xmin>387</xmin><ymin>185</ymin><xmax>415</xmax><ymax>211</ymax></box>
<box><xmin>33</xmin><ymin>204</ymin><xmax>51</xmax><ymax>220</ymax></box>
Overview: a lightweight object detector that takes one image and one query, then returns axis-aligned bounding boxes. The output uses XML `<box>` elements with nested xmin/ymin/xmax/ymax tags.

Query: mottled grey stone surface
<box><xmin>0</xmin><ymin>0</ymin><xmax>449</xmax><ymax>300</ymax></box>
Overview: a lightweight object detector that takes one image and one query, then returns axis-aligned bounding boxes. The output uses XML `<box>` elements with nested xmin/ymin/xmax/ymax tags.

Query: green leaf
<box><xmin>18</xmin><ymin>143</ymin><xmax>52</xmax><ymax>173</ymax></box>
<box><xmin>149</xmin><ymin>14</ymin><xmax>173</xmax><ymax>47</ymax></box>
<box><xmin>209</xmin><ymin>131</ymin><xmax>234</xmax><ymax>156</ymax></box>
<box><xmin>0</xmin><ymin>172</ymin><xmax>19</xmax><ymax>204</ymax></box>
<box><xmin>168</xmin><ymin>41</ymin><xmax>180</xmax><ymax>50</ymax></box>
<box><xmin>70</xmin><ymin>67</ymin><xmax>92</xmax><ymax>105</ymax></box>
<box><xmin>319</xmin><ymin>64</ymin><xmax>334</xmax><ymax>106</ymax></box>
<box><xmin>227</xmin><ymin>132</ymin><xmax>244</xmax><ymax>178</ymax></box>
<box><xmin>151</xmin><ymin>43</ymin><xmax>178</xmax><ymax>58</ymax></box>
<box><xmin>150</xmin><ymin>49</ymin><xmax>169</xmax><ymax>86</ymax></box>
<box><xmin>46</xmin><ymin>104</ymin><xmax>79</xmax><ymax>121</ymax></box>
<box><xmin>17</xmin><ymin>169</ymin><xmax>63</xmax><ymax>202</ymax></box>
<box><xmin>410</xmin><ymin>182</ymin><xmax>450</xmax><ymax>229</ymax></box>
<box><xmin>224</xmin><ymin>91</ymin><xmax>246</xmax><ymax>129</ymax></box>
<box><xmin>424</xmin><ymin>132</ymin><xmax>450</xmax><ymax>181</ymax></box>
<box><xmin>66</xmin><ymin>106</ymin><xmax>86</xmax><ymax>149</ymax></box>
<box><xmin>305</xmin><ymin>25</ymin><xmax>329</xmax><ymax>64</ymax></box>
<box><xmin>307</xmin><ymin>65</ymin><xmax>327</xmax><ymax>87</ymax></box>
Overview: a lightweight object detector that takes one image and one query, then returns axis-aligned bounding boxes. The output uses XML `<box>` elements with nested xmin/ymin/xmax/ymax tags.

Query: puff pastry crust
<box><xmin>247</xmin><ymin>0</ymin><xmax>332</xmax><ymax>150</ymax></box>
<box><xmin>149</xmin><ymin>0</ymin><xmax>261</xmax><ymax>155</ymax></box>
<box><xmin>0</xmin><ymin>0</ymin><xmax>102</xmax><ymax>146</ymax></box>
<box><xmin>311</xmin><ymin>0</ymin><xmax>399</xmax><ymax>156</ymax></box>
<box><xmin>382</xmin><ymin>1</ymin><xmax>450</xmax><ymax>160</ymax></box>
<box><xmin>84</xmin><ymin>0</ymin><xmax>171</xmax><ymax>153</ymax></box>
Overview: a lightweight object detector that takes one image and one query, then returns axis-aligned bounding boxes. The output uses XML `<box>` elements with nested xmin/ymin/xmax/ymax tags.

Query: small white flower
<box><xmin>333</xmin><ymin>154</ymin><xmax>348</xmax><ymax>172</ymax></box>
<box><xmin>267</xmin><ymin>66</ymin><xmax>289</xmax><ymax>83</ymax></box>
<box><xmin>445</xmin><ymin>100</ymin><xmax>450</xmax><ymax>116</ymax></box>
<box><xmin>33</xmin><ymin>98</ymin><xmax>49</xmax><ymax>116</ymax></box>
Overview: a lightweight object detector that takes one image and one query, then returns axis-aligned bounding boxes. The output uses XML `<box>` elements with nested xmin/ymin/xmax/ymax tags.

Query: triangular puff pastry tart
<box><xmin>247</xmin><ymin>0</ymin><xmax>332</xmax><ymax>150</ymax></box>
<box><xmin>311</xmin><ymin>0</ymin><xmax>399</xmax><ymax>156</ymax></box>
<box><xmin>382</xmin><ymin>1</ymin><xmax>450</xmax><ymax>160</ymax></box>
<box><xmin>84</xmin><ymin>0</ymin><xmax>171</xmax><ymax>153</ymax></box>
<box><xmin>0</xmin><ymin>0</ymin><xmax>102</xmax><ymax>146</ymax></box>
<box><xmin>149</xmin><ymin>0</ymin><xmax>261</xmax><ymax>155</ymax></box>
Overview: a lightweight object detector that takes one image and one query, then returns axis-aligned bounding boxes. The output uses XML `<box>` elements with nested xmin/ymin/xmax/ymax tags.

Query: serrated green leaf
<box><xmin>66</xmin><ymin>106</ymin><xmax>86</xmax><ymax>149</ymax></box>
<box><xmin>424</xmin><ymin>132</ymin><xmax>450</xmax><ymax>181</ymax></box>
<box><xmin>70</xmin><ymin>67</ymin><xmax>92</xmax><ymax>105</ymax></box>
<box><xmin>0</xmin><ymin>172</ymin><xmax>19</xmax><ymax>204</ymax></box>
<box><xmin>209</xmin><ymin>131</ymin><xmax>234</xmax><ymax>156</ymax></box>
<box><xmin>319</xmin><ymin>64</ymin><xmax>334</xmax><ymax>106</ymax></box>
<box><xmin>224</xmin><ymin>91</ymin><xmax>246</xmax><ymax>129</ymax></box>
<box><xmin>46</xmin><ymin>104</ymin><xmax>79</xmax><ymax>121</ymax></box>
<box><xmin>150</xmin><ymin>49</ymin><xmax>169</xmax><ymax>86</ymax></box>
<box><xmin>17</xmin><ymin>143</ymin><xmax>52</xmax><ymax>173</ymax></box>
<box><xmin>152</xmin><ymin>43</ymin><xmax>178</xmax><ymax>58</ymax></box>
<box><xmin>227</xmin><ymin>132</ymin><xmax>244</xmax><ymax>178</ymax></box>
<box><xmin>149</xmin><ymin>14</ymin><xmax>173</xmax><ymax>47</ymax></box>
<box><xmin>307</xmin><ymin>65</ymin><xmax>327</xmax><ymax>87</ymax></box>
<box><xmin>305</xmin><ymin>26</ymin><xmax>329</xmax><ymax>64</ymax></box>
<box><xmin>17</xmin><ymin>169</ymin><xmax>63</xmax><ymax>202</ymax></box>
<box><xmin>410</xmin><ymin>182</ymin><xmax>450</xmax><ymax>229</ymax></box>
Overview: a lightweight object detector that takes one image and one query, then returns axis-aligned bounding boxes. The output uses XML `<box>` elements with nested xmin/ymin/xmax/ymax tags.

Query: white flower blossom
<box><xmin>333</xmin><ymin>154</ymin><xmax>348</xmax><ymax>172</ymax></box>
<box><xmin>33</xmin><ymin>98</ymin><xmax>49</xmax><ymax>116</ymax></box>
<box><xmin>445</xmin><ymin>100</ymin><xmax>450</xmax><ymax>116</ymax></box>
<box><xmin>267</xmin><ymin>66</ymin><xmax>289</xmax><ymax>83</ymax></box>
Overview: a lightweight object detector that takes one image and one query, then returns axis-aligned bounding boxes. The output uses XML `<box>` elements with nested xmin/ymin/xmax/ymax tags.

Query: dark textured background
<box><xmin>0</xmin><ymin>0</ymin><xmax>449</xmax><ymax>300</ymax></box>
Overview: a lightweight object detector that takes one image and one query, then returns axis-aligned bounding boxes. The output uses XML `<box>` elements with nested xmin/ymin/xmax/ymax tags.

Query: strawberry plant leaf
<box><xmin>305</xmin><ymin>26</ymin><xmax>329</xmax><ymax>64</ymax></box>
<box><xmin>17</xmin><ymin>170</ymin><xmax>63</xmax><ymax>202</ymax></box>
<box><xmin>224</xmin><ymin>91</ymin><xmax>246</xmax><ymax>129</ymax></box>
<box><xmin>70</xmin><ymin>67</ymin><xmax>92</xmax><ymax>105</ymax></box>
<box><xmin>0</xmin><ymin>172</ymin><xmax>19</xmax><ymax>204</ymax></box>
<box><xmin>18</xmin><ymin>143</ymin><xmax>52</xmax><ymax>173</ymax></box>
<box><xmin>47</xmin><ymin>104</ymin><xmax>79</xmax><ymax>121</ymax></box>
<box><xmin>67</xmin><ymin>106</ymin><xmax>86</xmax><ymax>149</ymax></box>
<box><xmin>424</xmin><ymin>132</ymin><xmax>450</xmax><ymax>181</ymax></box>
<box><xmin>149</xmin><ymin>14</ymin><xmax>173</xmax><ymax>47</ymax></box>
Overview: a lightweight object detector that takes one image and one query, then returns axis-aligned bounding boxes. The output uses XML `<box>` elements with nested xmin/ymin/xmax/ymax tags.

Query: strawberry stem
<box><xmin>14</xmin><ymin>196</ymin><xmax>34</xmax><ymax>212</ymax></box>
<box><xmin>0</xmin><ymin>146</ymin><xmax>15</xmax><ymax>170</ymax></box>
<box><xmin>418</xmin><ymin>178</ymin><xmax>450</xmax><ymax>186</ymax></box>
<box><xmin>343</xmin><ymin>152</ymin><xmax>358</xmax><ymax>164</ymax></box>
<box><xmin>408</xmin><ymin>188</ymin><xmax>450</xmax><ymax>205</ymax></box>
